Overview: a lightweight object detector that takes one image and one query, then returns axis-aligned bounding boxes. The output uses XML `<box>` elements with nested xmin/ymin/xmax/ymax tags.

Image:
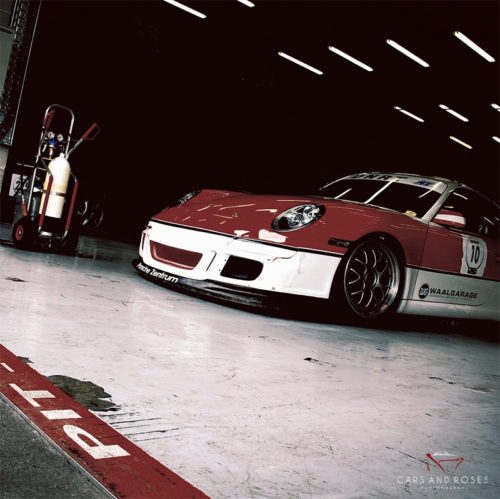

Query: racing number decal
<box><xmin>460</xmin><ymin>236</ymin><xmax>487</xmax><ymax>277</ymax></box>
<box><xmin>469</xmin><ymin>244</ymin><xmax>481</xmax><ymax>266</ymax></box>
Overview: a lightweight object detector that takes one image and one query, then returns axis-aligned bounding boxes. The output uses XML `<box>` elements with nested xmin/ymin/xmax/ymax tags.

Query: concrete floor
<box><xmin>0</xmin><ymin>223</ymin><xmax>499</xmax><ymax>498</ymax></box>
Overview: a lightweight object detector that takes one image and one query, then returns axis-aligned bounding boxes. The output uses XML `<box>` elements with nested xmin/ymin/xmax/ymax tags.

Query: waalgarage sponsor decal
<box><xmin>418</xmin><ymin>283</ymin><xmax>478</xmax><ymax>301</ymax></box>
<box><xmin>137</xmin><ymin>261</ymin><xmax>179</xmax><ymax>284</ymax></box>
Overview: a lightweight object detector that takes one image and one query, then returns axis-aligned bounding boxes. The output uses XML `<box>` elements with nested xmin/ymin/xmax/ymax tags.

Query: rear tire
<box><xmin>12</xmin><ymin>217</ymin><xmax>35</xmax><ymax>250</ymax></box>
<box><xmin>333</xmin><ymin>236</ymin><xmax>404</xmax><ymax>322</ymax></box>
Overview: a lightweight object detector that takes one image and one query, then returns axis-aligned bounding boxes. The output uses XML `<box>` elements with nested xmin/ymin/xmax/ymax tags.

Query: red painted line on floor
<box><xmin>0</xmin><ymin>344</ymin><xmax>210</xmax><ymax>499</ymax></box>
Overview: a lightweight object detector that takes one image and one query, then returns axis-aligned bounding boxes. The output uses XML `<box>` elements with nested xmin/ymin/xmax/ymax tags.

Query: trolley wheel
<box><xmin>12</xmin><ymin>216</ymin><xmax>35</xmax><ymax>250</ymax></box>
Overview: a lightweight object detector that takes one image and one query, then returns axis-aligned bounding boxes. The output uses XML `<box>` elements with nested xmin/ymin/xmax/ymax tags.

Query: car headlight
<box><xmin>168</xmin><ymin>190</ymin><xmax>201</xmax><ymax>208</ymax></box>
<box><xmin>272</xmin><ymin>203</ymin><xmax>325</xmax><ymax>232</ymax></box>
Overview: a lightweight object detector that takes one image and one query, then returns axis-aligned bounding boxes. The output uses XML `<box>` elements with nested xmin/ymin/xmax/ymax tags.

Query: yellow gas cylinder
<box><xmin>39</xmin><ymin>153</ymin><xmax>71</xmax><ymax>219</ymax></box>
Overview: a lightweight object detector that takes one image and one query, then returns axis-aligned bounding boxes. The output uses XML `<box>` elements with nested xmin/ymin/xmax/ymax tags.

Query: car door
<box><xmin>412</xmin><ymin>188</ymin><xmax>499</xmax><ymax>318</ymax></box>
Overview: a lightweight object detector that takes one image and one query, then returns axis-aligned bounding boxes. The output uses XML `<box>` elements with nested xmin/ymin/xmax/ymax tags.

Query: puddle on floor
<box><xmin>46</xmin><ymin>375</ymin><xmax>117</xmax><ymax>411</ymax></box>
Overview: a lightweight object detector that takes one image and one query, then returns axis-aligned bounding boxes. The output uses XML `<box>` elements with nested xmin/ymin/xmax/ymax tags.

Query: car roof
<box><xmin>341</xmin><ymin>172</ymin><xmax>458</xmax><ymax>185</ymax></box>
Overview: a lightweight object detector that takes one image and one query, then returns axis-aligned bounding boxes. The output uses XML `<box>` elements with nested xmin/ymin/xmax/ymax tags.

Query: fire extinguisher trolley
<box><xmin>11</xmin><ymin>104</ymin><xmax>99</xmax><ymax>252</ymax></box>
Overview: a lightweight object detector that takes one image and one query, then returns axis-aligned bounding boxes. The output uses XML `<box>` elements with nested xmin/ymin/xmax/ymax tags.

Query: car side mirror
<box><xmin>433</xmin><ymin>208</ymin><xmax>466</xmax><ymax>229</ymax></box>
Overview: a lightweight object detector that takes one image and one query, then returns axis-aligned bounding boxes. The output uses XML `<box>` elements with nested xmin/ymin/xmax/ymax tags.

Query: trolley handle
<box><xmin>82</xmin><ymin>122</ymin><xmax>100</xmax><ymax>141</ymax></box>
<box><xmin>66</xmin><ymin>122</ymin><xmax>100</xmax><ymax>158</ymax></box>
<box><xmin>42</xmin><ymin>109</ymin><xmax>55</xmax><ymax>130</ymax></box>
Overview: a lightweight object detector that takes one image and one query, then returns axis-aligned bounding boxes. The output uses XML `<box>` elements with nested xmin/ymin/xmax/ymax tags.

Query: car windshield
<box><xmin>319</xmin><ymin>174</ymin><xmax>447</xmax><ymax>218</ymax></box>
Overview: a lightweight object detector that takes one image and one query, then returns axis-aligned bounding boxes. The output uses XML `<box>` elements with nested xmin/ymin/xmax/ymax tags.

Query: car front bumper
<box><xmin>137</xmin><ymin>221</ymin><xmax>342</xmax><ymax>300</ymax></box>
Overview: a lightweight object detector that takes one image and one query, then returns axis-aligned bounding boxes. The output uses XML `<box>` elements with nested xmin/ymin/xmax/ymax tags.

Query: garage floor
<box><xmin>0</xmin><ymin>223</ymin><xmax>499</xmax><ymax>498</ymax></box>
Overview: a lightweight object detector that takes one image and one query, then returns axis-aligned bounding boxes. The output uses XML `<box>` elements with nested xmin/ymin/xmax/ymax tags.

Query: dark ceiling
<box><xmin>8</xmin><ymin>0</ymin><xmax>500</xmax><ymax>237</ymax></box>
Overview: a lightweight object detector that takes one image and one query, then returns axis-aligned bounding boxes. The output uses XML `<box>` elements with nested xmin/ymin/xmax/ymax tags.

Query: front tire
<box><xmin>334</xmin><ymin>236</ymin><xmax>404</xmax><ymax>321</ymax></box>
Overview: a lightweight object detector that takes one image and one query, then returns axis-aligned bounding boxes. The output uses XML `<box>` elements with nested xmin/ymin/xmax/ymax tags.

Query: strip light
<box><xmin>386</xmin><ymin>39</ymin><xmax>430</xmax><ymax>67</ymax></box>
<box><xmin>449</xmin><ymin>136</ymin><xmax>472</xmax><ymax>149</ymax></box>
<box><xmin>493</xmin><ymin>136</ymin><xmax>500</xmax><ymax>144</ymax></box>
<box><xmin>394</xmin><ymin>106</ymin><xmax>424</xmax><ymax>123</ymax></box>
<box><xmin>439</xmin><ymin>104</ymin><xmax>469</xmax><ymax>122</ymax></box>
<box><xmin>236</xmin><ymin>0</ymin><xmax>255</xmax><ymax>6</ymax></box>
<box><xmin>328</xmin><ymin>46</ymin><xmax>374</xmax><ymax>72</ymax></box>
<box><xmin>163</xmin><ymin>0</ymin><xmax>206</xmax><ymax>19</ymax></box>
<box><xmin>453</xmin><ymin>31</ymin><xmax>495</xmax><ymax>62</ymax></box>
<box><xmin>278</xmin><ymin>52</ymin><xmax>323</xmax><ymax>75</ymax></box>
<box><xmin>491</xmin><ymin>103</ymin><xmax>500</xmax><ymax>112</ymax></box>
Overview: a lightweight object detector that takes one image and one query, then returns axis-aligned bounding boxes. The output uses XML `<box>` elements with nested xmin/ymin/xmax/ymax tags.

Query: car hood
<box><xmin>153</xmin><ymin>189</ymin><xmax>323</xmax><ymax>229</ymax></box>
<box><xmin>151</xmin><ymin>189</ymin><xmax>425</xmax><ymax>253</ymax></box>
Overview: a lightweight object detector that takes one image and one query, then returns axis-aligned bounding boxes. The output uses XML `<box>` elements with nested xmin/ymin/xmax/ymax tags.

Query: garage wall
<box><xmin>0</xmin><ymin>10</ymin><xmax>14</xmax><ymax>194</ymax></box>
<box><xmin>0</xmin><ymin>0</ymin><xmax>40</xmax><ymax>208</ymax></box>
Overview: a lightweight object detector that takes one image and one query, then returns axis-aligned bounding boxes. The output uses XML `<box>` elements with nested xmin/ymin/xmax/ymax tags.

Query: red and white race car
<box><xmin>134</xmin><ymin>173</ymin><xmax>499</xmax><ymax>322</ymax></box>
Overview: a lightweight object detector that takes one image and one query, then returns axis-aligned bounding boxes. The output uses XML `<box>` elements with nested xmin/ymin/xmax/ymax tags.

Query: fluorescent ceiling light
<box><xmin>278</xmin><ymin>52</ymin><xmax>323</xmax><ymax>75</ymax></box>
<box><xmin>493</xmin><ymin>136</ymin><xmax>500</xmax><ymax>144</ymax></box>
<box><xmin>328</xmin><ymin>46</ymin><xmax>374</xmax><ymax>72</ymax></box>
<box><xmin>453</xmin><ymin>31</ymin><xmax>495</xmax><ymax>62</ymax></box>
<box><xmin>491</xmin><ymin>103</ymin><xmax>500</xmax><ymax>112</ymax></box>
<box><xmin>394</xmin><ymin>106</ymin><xmax>424</xmax><ymax>123</ymax></box>
<box><xmin>236</xmin><ymin>0</ymin><xmax>255</xmax><ymax>6</ymax></box>
<box><xmin>449</xmin><ymin>136</ymin><xmax>472</xmax><ymax>149</ymax></box>
<box><xmin>386</xmin><ymin>39</ymin><xmax>430</xmax><ymax>67</ymax></box>
<box><xmin>438</xmin><ymin>104</ymin><xmax>469</xmax><ymax>122</ymax></box>
<box><xmin>163</xmin><ymin>0</ymin><xmax>206</xmax><ymax>19</ymax></box>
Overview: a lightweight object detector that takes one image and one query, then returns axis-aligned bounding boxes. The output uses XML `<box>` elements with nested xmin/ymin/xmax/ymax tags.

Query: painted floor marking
<box><xmin>0</xmin><ymin>344</ymin><xmax>210</xmax><ymax>498</ymax></box>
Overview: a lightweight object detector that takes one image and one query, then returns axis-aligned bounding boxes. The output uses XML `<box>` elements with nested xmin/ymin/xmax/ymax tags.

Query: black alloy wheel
<box><xmin>336</xmin><ymin>237</ymin><xmax>404</xmax><ymax>320</ymax></box>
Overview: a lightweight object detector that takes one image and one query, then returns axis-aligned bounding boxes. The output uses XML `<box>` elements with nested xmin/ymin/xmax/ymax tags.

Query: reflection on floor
<box><xmin>0</xmin><ymin>223</ymin><xmax>498</xmax><ymax>498</ymax></box>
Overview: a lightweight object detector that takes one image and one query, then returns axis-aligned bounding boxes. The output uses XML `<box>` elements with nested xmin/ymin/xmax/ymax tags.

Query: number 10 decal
<box><xmin>461</xmin><ymin>236</ymin><xmax>487</xmax><ymax>276</ymax></box>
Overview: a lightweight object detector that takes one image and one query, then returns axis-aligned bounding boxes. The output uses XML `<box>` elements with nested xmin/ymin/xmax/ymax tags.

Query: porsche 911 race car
<box><xmin>133</xmin><ymin>173</ymin><xmax>499</xmax><ymax>322</ymax></box>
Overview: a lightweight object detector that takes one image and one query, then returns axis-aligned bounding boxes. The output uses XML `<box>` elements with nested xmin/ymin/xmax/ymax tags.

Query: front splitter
<box><xmin>132</xmin><ymin>258</ymin><xmax>319</xmax><ymax>312</ymax></box>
